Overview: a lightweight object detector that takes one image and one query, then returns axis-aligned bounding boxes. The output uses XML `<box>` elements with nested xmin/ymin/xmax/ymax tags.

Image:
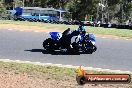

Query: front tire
<box><xmin>93</xmin><ymin>45</ymin><xmax>97</xmax><ymax>52</ymax></box>
<box><xmin>84</xmin><ymin>45</ymin><xmax>97</xmax><ymax>54</ymax></box>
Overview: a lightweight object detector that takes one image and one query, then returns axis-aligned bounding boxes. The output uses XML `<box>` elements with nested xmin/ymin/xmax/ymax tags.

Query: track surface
<box><xmin>0</xmin><ymin>29</ymin><xmax>132</xmax><ymax>71</ymax></box>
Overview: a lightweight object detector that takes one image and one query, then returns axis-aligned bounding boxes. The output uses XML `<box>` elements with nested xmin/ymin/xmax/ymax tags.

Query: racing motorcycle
<box><xmin>43</xmin><ymin>26</ymin><xmax>97</xmax><ymax>54</ymax></box>
<box><xmin>71</xmin><ymin>32</ymin><xmax>97</xmax><ymax>54</ymax></box>
<box><xmin>43</xmin><ymin>31</ymin><xmax>62</xmax><ymax>52</ymax></box>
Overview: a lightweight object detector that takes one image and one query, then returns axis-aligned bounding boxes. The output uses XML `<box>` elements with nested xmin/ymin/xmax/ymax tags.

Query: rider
<box><xmin>60</xmin><ymin>28</ymin><xmax>72</xmax><ymax>49</ymax></box>
<box><xmin>60</xmin><ymin>21</ymin><xmax>87</xmax><ymax>50</ymax></box>
<box><xmin>77</xmin><ymin>25</ymin><xmax>86</xmax><ymax>35</ymax></box>
<box><xmin>74</xmin><ymin>21</ymin><xmax>87</xmax><ymax>44</ymax></box>
<box><xmin>76</xmin><ymin>21</ymin><xmax>86</xmax><ymax>36</ymax></box>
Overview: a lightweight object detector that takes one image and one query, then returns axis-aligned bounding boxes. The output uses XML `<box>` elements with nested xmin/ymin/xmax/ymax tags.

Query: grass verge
<box><xmin>0</xmin><ymin>61</ymin><xmax>131</xmax><ymax>80</ymax></box>
<box><xmin>0</xmin><ymin>61</ymin><xmax>132</xmax><ymax>88</ymax></box>
<box><xmin>0</xmin><ymin>20</ymin><xmax>132</xmax><ymax>39</ymax></box>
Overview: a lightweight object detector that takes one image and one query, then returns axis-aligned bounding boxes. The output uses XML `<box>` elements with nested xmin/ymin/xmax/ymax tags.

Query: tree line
<box><xmin>0</xmin><ymin>0</ymin><xmax>132</xmax><ymax>23</ymax></box>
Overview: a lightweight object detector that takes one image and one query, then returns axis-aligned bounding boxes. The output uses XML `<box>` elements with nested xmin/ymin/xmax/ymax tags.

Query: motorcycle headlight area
<box><xmin>91</xmin><ymin>41</ymin><xmax>95</xmax><ymax>45</ymax></box>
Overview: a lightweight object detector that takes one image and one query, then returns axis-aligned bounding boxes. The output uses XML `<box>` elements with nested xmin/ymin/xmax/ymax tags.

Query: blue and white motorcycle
<box><xmin>43</xmin><ymin>26</ymin><xmax>97</xmax><ymax>54</ymax></box>
<box><xmin>71</xmin><ymin>26</ymin><xmax>97</xmax><ymax>54</ymax></box>
<box><xmin>71</xmin><ymin>32</ymin><xmax>97</xmax><ymax>54</ymax></box>
<box><xmin>43</xmin><ymin>32</ymin><xmax>62</xmax><ymax>52</ymax></box>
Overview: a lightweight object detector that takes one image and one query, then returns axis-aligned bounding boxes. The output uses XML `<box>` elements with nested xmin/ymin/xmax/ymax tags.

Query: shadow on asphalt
<box><xmin>24</xmin><ymin>49</ymin><xmax>92</xmax><ymax>55</ymax></box>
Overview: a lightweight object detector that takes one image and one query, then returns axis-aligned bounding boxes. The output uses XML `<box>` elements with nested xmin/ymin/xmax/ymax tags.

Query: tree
<box><xmin>97</xmin><ymin>0</ymin><xmax>131</xmax><ymax>23</ymax></box>
<box><xmin>46</xmin><ymin>0</ymin><xmax>69</xmax><ymax>9</ymax></box>
<box><xmin>13</xmin><ymin>0</ymin><xmax>23</xmax><ymax>7</ymax></box>
<box><xmin>66</xmin><ymin>0</ymin><xmax>99</xmax><ymax>20</ymax></box>
<box><xmin>114</xmin><ymin>0</ymin><xmax>132</xmax><ymax>23</ymax></box>
<box><xmin>0</xmin><ymin>1</ymin><xmax>6</xmax><ymax>16</ymax></box>
<box><xmin>65</xmin><ymin>0</ymin><xmax>80</xmax><ymax>20</ymax></box>
<box><xmin>1</xmin><ymin>0</ymin><xmax>131</xmax><ymax>22</ymax></box>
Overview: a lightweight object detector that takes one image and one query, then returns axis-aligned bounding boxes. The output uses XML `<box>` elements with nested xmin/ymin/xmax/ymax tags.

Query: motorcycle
<box><xmin>71</xmin><ymin>32</ymin><xmax>97</xmax><ymax>54</ymax></box>
<box><xmin>70</xmin><ymin>25</ymin><xmax>97</xmax><ymax>54</ymax></box>
<box><xmin>43</xmin><ymin>27</ymin><xmax>97</xmax><ymax>54</ymax></box>
<box><xmin>43</xmin><ymin>32</ymin><xmax>62</xmax><ymax>52</ymax></box>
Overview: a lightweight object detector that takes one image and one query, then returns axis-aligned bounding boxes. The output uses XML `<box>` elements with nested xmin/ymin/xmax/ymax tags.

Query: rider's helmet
<box><xmin>77</xmin><ymin>20</ymin><xmax>86</xmax><ymax>31</ymax></box>
<box><xmin>78</xmin><ymin>25</ymin><xmax>86</xmax><ymax>31</ymax></box>
<box><xmin>77</xmin><ymin>24</ymin><xmax>86</xmax><ymax>35</ymax></box>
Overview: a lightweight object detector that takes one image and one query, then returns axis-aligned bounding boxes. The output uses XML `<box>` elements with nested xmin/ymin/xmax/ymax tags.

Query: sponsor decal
<box><xmin>76</xmin><ymin>66</ymin><xmax>131</xmax><ymax>85</ymax></box>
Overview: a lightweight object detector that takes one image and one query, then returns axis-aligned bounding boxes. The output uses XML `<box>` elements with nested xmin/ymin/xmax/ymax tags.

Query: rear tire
<box><xmin>43</xmin><ymin>38</ymin><xmax>54</xmax><ymax>52</ymax></box>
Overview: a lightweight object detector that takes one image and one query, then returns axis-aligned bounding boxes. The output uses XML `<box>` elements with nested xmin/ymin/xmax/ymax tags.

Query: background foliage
<box><xmin>0</xmin><ymin>0</ymin><xmax>132</xmax><ymax>23</ymax></box>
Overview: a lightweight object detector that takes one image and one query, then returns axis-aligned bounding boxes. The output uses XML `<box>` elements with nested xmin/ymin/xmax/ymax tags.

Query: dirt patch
<box><xmin>0</xmin><ymin>69</ymin><xmax>131</xmax><ymax>88</ymax></box>
<box><xmin>0</xmin><ymin>24</ymin><xmax>62</xmax><ymax>32</ymax></box>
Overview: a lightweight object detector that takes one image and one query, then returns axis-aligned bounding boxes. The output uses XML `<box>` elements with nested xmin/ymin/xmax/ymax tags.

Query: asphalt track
<box><xmin>0</xmin><ymin>29</ymin><xmax>132</xmax><ymax>71</ymax></box>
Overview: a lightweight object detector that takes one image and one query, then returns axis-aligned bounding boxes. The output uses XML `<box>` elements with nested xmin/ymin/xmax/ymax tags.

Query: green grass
<box><xmin>0</xmin><ymin>20</ymin><xmax>78</xmax><ymax>29</ymax></box>
<box><xmin>0</xmin><ymin>61</ymin><xmax>76</xmax><ymax>80</ymax></box>
<box><xmin>0</xmin><ymin>61</ymin><xmax>122</xmax><ymax>79</ymax></box>
<box><xmin>0</xmin><ymin>20</ymin><xmax>132</xmax><ymax>39</ymax></box>
<box><xmin>87</xmin><ymin>27</ymin><xmax>132</xmax><ymax>39</ymax></box>
<box><xmin>0</xmin><ymin>61</ymin><xmax>131</xmax><ymax>85</ymax></box>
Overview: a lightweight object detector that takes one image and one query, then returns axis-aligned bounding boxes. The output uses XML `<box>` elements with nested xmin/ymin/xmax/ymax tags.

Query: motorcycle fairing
<box><xmin>87</xmin><ymin>33</ymin><xmax>96</xmax><ymax>41</ymax></box>
<box><xmin>49</xmin><ymin>32</ymin><xmax>62</xmax><ymax>40</ymax></box>
<box><xmin>85</xmin><ymin>33</ymin><xmax>96</xmax><ymax>42</ymax></box>
<box><xmin>85</xmin><ymin>33</ymin><xmax>96</xmax><ymax>49</ymax></box>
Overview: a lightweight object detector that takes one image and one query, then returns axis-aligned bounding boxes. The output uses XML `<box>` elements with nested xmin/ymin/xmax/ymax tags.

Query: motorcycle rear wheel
<box><xmin>43</xmin><ymin>38</ymin><xmax>55</xmax><ymax>52</ymax></box>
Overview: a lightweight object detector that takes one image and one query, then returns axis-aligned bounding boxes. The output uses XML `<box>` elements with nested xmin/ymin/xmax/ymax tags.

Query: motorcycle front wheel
<box><xmin>93</xmin><ymin>45</ymin><xmax>97</xmax><ymax>52</ymax></box>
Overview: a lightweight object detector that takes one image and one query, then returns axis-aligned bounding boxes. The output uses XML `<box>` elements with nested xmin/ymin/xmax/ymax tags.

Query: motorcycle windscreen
<box><xmin>49</xmin><ymin>32</ymin><xmax>62</xmax><ymax>40</ymax></box>
<box><xmin>86</xmin><ymin>33</ymin><xmax>96</xmax><ymax>42</ymax></box>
